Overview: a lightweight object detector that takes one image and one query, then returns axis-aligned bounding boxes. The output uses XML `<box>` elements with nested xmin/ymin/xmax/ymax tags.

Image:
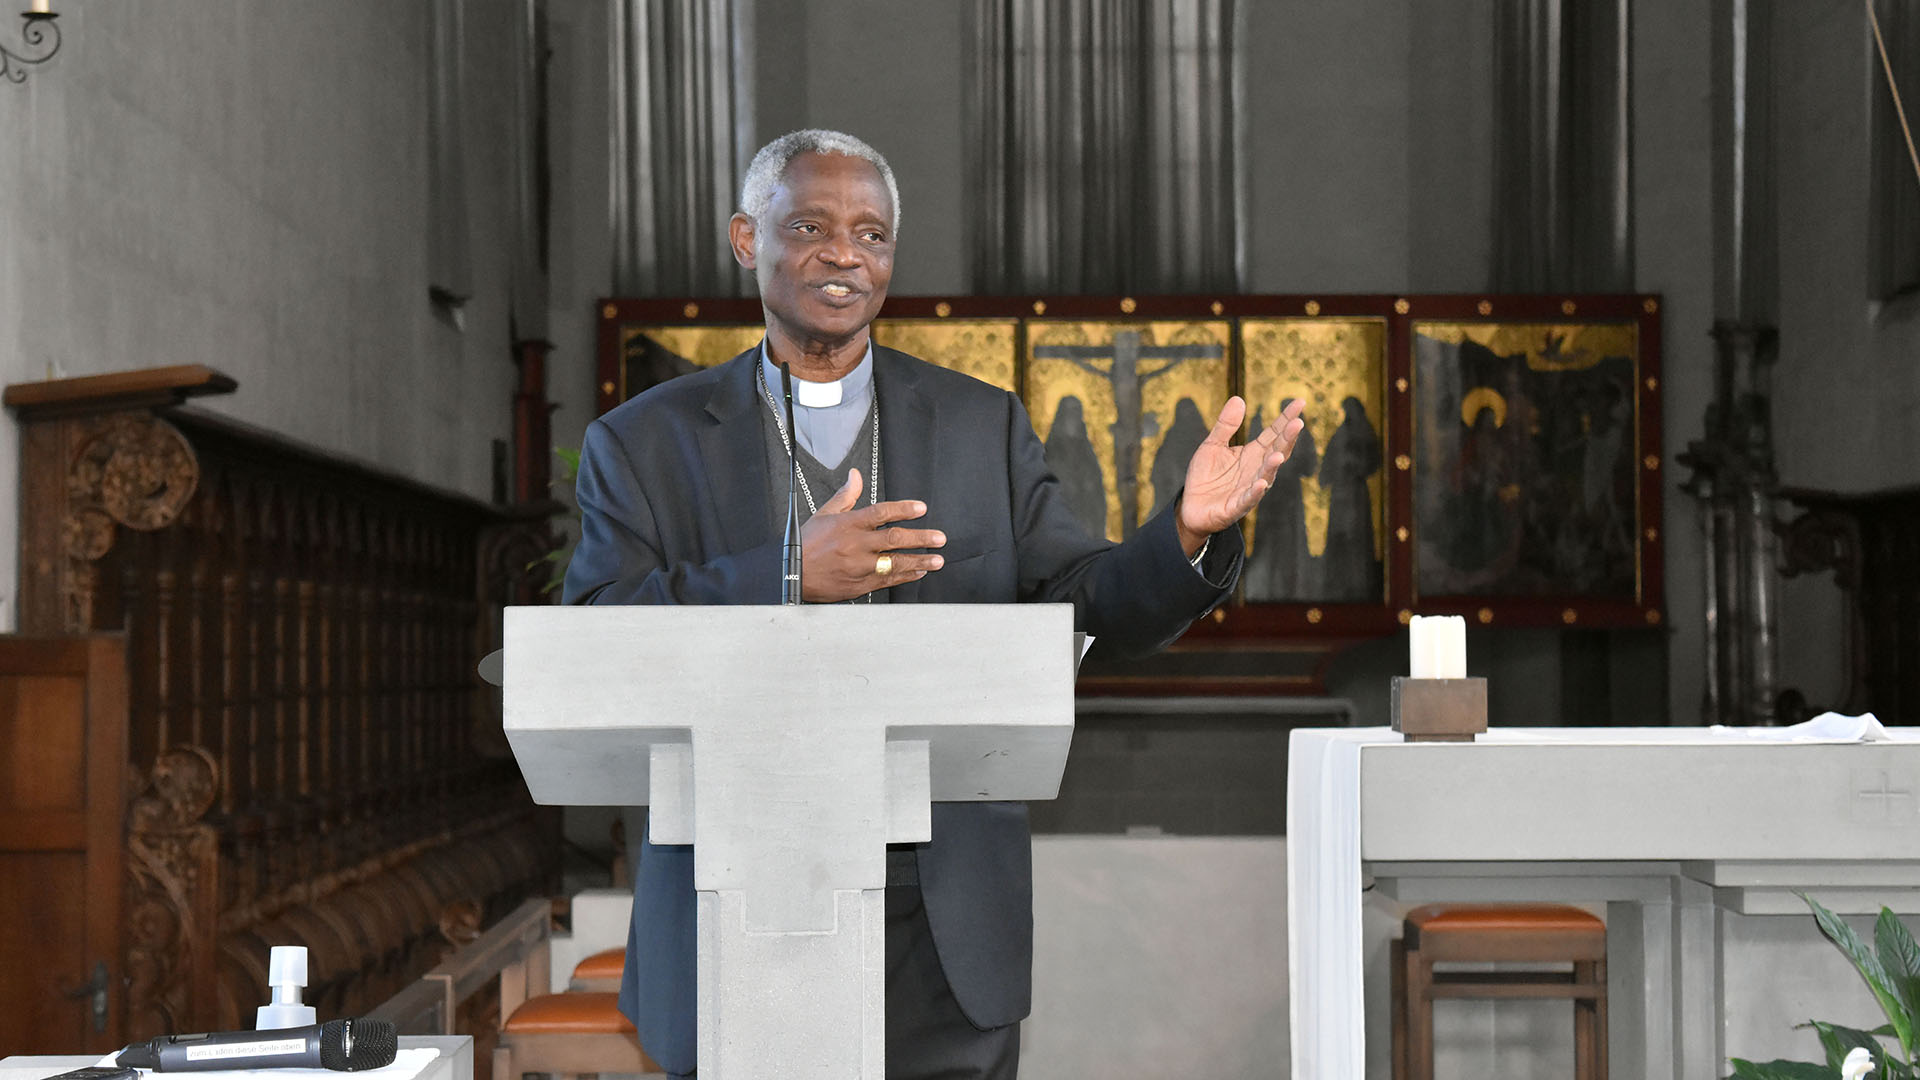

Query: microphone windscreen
<box><xmin>317</xmin><ymin>1018</ymin><xmax>398</xmax><ymax>1071</ymax></box>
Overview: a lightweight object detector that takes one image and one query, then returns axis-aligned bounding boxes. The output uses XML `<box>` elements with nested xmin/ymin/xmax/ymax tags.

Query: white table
<box><xmin>1288</xmin><ymin>727</ymin><xmax>1920</xmax><ymax>1080</ymax></box>
<box><xmin>0</xmin><ymin>1037</ymin><xmax>471</xmax><ymax>1080</ymax></box>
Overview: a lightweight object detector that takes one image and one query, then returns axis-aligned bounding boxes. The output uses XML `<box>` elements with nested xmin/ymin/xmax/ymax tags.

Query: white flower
<box><xmin>1842</xmin><ymin>1045</ymin><xmax>1876</xmax><ymax>1080</ymax></box>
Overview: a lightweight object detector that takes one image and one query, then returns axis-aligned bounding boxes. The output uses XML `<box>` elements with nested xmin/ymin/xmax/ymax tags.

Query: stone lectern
<box><xmin>501</xmin><ymin>603</ymin><xmax>1077</xmax><ymax>1079</ymax></box>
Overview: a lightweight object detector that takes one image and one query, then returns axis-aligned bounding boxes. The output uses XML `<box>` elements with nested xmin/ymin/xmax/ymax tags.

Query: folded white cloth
<box><xmin>1710</xmin><ymin>711</ymin><xmax>1888</xmax><ymax>742</ymax></box>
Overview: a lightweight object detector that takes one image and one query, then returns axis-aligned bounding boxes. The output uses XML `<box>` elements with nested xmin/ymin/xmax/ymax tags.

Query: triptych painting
<box><xmin>598</xmin><ymin>294</ymin><xmax>1662</xmax><ymax>632</ymax></box>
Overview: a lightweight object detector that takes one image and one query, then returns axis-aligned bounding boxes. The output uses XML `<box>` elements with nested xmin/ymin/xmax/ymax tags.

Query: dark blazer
<box><xmin>562</xmin><ymin>346</ymin><xmax>1241</xmax><ymax>1074</ymax></box>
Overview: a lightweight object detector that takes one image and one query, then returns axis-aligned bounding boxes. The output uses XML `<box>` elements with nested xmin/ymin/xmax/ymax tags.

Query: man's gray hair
<box><xmin>738</xmin><ymin>129</ymin><xmax>901</xmax><ymax>236</ymax></box>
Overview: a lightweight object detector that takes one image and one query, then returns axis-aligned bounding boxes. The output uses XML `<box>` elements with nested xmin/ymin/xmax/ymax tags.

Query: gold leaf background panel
<box><xmin>872</xmin><ymin>319</ymin><xmax>1020</xmax><ymax>392</ymax></box>
<box><xmin>626</xmin><ymin>325</ymin><xmax>765</xmax><ymax>367</ymax></box>
<box><xmin>1416</xmin><ymin>322</ymin><xmax>1637</xmax><ymax>372</ymax></box>
<box><xmin>621</xmin><ymin>325</ymin><xmax>766</xmax><ymax>400</ymax></box>
<box><xmin>1239</xmin><ymin>319</ymin><xmax>1388</xmax><ymax>604</ymax></box>
<box><xmin>1025</xmin><ymin>321</ymin><xmax>1232</xmax><ymax>541</ymax></box>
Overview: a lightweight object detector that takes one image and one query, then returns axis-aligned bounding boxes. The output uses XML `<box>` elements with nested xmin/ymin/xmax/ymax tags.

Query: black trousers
<box><xmin>666</xmin><ymin>878</ymin><xmax>1019</xmax><ymax>1080</ymax></box>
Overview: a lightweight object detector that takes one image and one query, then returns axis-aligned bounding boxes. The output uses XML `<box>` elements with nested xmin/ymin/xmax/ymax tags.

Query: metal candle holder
<box><xmin>2</xmin><ymin>12</ymin><xmax>60</xmax><ymax>85</ymax></box>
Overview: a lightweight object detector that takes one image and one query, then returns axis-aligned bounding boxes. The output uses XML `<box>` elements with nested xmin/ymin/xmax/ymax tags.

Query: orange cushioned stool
<box><xmin>1390</xmin><ymin>904</ymin><xmax>1607</xmax><ymax>1080</ymax></box>
<box><xmin>494</xmin><ymin>991</ymin><xmax>664</xmax><ymax>1080</ymax></box>
<box><xmin>567</xmin><ymin>947</ymin><xmax>626</xmax><ymax>993</ymax></box>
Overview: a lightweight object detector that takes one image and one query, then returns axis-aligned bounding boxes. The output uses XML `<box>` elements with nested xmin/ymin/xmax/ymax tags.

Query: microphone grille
<box><xmin>318</xmin><ymin>1018</ymin><xmax>399</xmax><ymax>1071</ymax></box>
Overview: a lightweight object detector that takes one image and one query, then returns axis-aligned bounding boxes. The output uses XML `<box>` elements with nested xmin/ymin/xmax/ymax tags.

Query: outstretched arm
<box><xmin>1006</xmin><ymin>395</ymin><xmax>1236</xmax><ymax>656</ymax></box>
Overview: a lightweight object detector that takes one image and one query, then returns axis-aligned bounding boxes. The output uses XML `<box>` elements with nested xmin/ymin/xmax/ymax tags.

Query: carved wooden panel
<box><xmin>5</xmin><ymin>366</ymin><xmax>560</xmax><ymax>1040</ymax></box>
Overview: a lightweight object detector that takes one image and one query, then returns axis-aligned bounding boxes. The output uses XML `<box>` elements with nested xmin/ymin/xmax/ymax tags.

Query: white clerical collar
<box><xmin>760</xmin><ymin>342</ymin><xmax>874</xmax><ymax>409</ymax></box>
<box><xmin>797</xmin><ymin>377</ymin><xmax>842</xmax><ymax>408</ymax></box>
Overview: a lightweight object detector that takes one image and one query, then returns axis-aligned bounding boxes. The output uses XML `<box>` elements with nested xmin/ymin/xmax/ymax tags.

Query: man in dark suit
<box><xmin>563</xmin><ymin>129</ymin><xmax>1305</xmax><ymax>1080</ymax></box>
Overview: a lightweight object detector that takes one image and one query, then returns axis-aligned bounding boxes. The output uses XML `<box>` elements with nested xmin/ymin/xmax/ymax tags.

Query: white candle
<box><xmin>29</xmin><ymin>0</ymin><xmax>50</xmax><ymax>14</ymax></box>
<box><xmin>1409</xmin><ymin>615</ymin><xmax>1467</xmax><ymax>679</ymax></box>
<box><xmin>1439</xmin><ymin>615</ymin><xmax>1466</xmax><ymax>678</ymax></box>
<box><xmin>1409</xmin><ymin>615</ymin><xmax>1436</xmax><ymax>678</ymax></box>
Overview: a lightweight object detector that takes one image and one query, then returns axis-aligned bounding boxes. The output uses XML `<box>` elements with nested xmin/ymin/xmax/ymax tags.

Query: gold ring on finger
<box><xmin>874</xmin><ymin>554</ymin><xmax>894</xmax><ymax>576</ymax></box>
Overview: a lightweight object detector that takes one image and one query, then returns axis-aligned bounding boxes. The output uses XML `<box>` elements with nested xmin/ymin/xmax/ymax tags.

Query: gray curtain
<box><xmin>610</xmin><ymin>0</ymin><xmax>753</xmax><ymax>298</ymax></box>
<box><xmin>427</xmin><ymin>0</ymin><xmax>472</xmax><ymax>306</ymax></box>
<box><xmin>508</xmin><ymin>0</ymin><xmax>551</xmax><ymax>339</ymax></box>
<box><xmin>1872</xmin><ymin>0</ymin><xmax>1920</xmax><ymax>299</ymax></box>
<box><xmin>1491</xmin><ymin>0</ymin><xmax>1633</xmax><ymax>293</ymax></box>
<box><xmin>964</xmin><ymin>0</ymin><xmax>1243</xmax><ymax>295</ymax></box>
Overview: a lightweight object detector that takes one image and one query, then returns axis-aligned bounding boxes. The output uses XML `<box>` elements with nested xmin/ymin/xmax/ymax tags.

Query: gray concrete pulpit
<box><xmin>501</xmin><ymin>604</ymin><xmax>1077</xmax><ymax>1078</ymax></box>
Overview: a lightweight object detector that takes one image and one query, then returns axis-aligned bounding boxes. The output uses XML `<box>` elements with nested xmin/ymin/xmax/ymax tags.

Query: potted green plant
<box><xmin>1727</xmin><ymin>896</ymin><xmax>1920</xmax><ymax>1079</ymax></box>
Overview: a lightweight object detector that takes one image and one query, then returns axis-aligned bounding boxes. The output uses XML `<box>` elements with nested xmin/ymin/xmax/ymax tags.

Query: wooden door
<box><xmin>0</xmin><ymin>636</ymin><xmax>127</xmax><ymax>1055</ymax></box>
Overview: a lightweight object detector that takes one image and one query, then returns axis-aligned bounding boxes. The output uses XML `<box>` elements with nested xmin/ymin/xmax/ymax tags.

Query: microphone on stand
<box><xmin>779</xmin><ymin>360</ymin><xmax>803</xmax><ymax>605</ymax></box>
<box><xmin>115</xmin><ymin>1018</ymin><xmax>399</xmax><ymax>1072</ymax></box>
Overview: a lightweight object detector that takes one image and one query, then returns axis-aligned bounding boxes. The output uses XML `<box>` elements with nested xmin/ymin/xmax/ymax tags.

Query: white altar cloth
<box><xmin>1287</xmin><ymin>726</ymin><xmax>1920</xmax><ymax>1080</ymax></box>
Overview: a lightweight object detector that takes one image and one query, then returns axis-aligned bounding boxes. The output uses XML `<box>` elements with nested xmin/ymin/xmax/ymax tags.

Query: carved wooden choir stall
<box><xmin>0</xmin><ymin>366</ymin><xmax>560</xmax><ymax>1057</ymax></box>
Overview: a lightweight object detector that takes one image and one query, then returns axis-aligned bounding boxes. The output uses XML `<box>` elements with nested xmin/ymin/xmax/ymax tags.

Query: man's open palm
<box><xmin>1177</xmin><ymin>396</ymin><xmax>1308</xmax><ymax>546</ymax></box>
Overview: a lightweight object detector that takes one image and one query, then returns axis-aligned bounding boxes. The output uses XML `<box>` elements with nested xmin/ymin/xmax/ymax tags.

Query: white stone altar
<box><xmin>503</xmin><ymin>604</ymin><xmax>1076</xmax><ymax>1079</ymax></box>
<box><xmin>1289</xmin><ymin>727</ymin><xmax>1920</xmax><ymax>1080</ymax></box>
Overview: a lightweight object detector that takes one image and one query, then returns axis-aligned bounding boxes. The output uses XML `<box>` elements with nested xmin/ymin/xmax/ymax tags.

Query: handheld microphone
<box><xmin>779</xmin><ymin>361</ymin><xmax>803</xmax><ymax>605</ymax></box>
<box><xmin>116</xmin><ymin>1018</ymin><xmax>399</xmax><ymax>1072</ymax></box>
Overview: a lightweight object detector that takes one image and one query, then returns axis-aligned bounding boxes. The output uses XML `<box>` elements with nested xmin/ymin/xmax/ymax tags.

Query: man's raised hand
<box><xmin>1175</xmin><ymin>397</ymin><xmax>1308</xmax><ymax>555</ymax></box>
<box><xmin>800</xmin><ymin>469</ymin><xmax>947</xmax><ymax>602</ymax></box>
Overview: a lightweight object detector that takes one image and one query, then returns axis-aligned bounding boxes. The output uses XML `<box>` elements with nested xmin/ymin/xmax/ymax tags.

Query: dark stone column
<box><xmin>1681</xmin><ymin>0</ymin><xmax>1782</xmax><ymax>725</ymax></box>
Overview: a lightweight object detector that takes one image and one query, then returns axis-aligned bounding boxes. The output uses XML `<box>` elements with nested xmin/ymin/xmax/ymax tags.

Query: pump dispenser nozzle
<box><xmin>255</xmin><ymin>945</ymin><xmax>318</xmax><ymax>1030</ymax></box>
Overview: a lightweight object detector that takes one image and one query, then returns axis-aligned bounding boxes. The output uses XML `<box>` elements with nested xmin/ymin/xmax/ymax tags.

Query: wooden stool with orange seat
<box><xmin>367</xmin><ymin>899</ymin><xmax>663</xmax><ymax>1079</ymax></box>
<box><xmin>1390</xmin><ymin>903</ymin><xmax>1607</xmax><ymax>1080</ymax></box>
<box><xmin>496</xmin><ymin>945</ymin><xmax>664</xmax><ymax>1080</ymax></box>
<box><xmin>565</xmin><ymin>947</ymin><xmax>626</xmax><ymax>993</ymax></box>
<box><xmin>495</xmin><ymin>990</ymin><xmax>662</xmax><ymax>1080</ymax></box>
